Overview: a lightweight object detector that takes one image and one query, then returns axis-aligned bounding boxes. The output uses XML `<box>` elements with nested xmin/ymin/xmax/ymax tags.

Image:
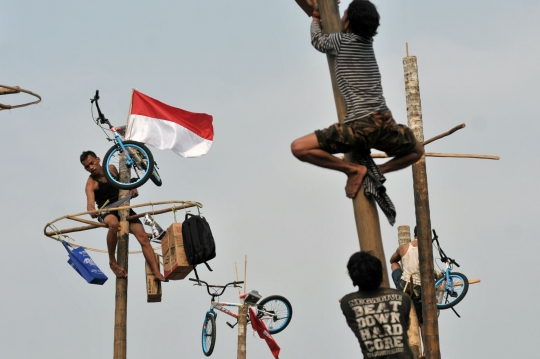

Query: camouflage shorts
<box><xmin>314</xmin><ymin>108</ymin><xmax>417</xmax><ymax>157</ymax></box>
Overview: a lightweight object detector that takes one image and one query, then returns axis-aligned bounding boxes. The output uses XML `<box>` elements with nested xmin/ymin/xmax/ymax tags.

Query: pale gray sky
<box><xmin>2</xmin><ymin>0</ymin><xmax>539</xmax><ymax>358</ymax></box>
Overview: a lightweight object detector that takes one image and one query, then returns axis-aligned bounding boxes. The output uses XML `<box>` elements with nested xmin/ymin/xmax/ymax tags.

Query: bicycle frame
<box><xmin>438</xmin><ymin>261</ymin><xmax>456</xmax><ymax>292</ymax></box>
<box><xmin>207</xmin><ymin>300</ymin><xmax>241</xmax><ymax>321</ymax></box>
<box><xmin>110</xmin><ymin>129</ymin><xmax>135</xmax><ymax>167</ymax></box>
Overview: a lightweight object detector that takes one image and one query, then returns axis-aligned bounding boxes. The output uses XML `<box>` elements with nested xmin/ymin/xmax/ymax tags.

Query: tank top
<box><xmin>94</xmin><ymin>180</ymin><xmax>118</xmax><ymax>208</ymax></box>
<box><xmin>401</xmin><ymin>243</ymin><xmax>421</xmax><ymax>286</ymax></box>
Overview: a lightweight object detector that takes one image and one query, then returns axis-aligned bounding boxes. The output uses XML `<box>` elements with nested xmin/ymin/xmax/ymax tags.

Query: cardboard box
<box><xmin>161</xmin><ymin>223</ymin><xmax>193</xmax><ymax>280</ymax></box>
<box><xmin>145</xmin><ymin>253</ymin><xmax>162</xmax><ymax>303</ymax></box>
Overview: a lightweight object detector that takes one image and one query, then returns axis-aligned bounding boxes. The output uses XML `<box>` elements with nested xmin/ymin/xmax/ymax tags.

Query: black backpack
<box><xmin>182</xmin><ymin>213</ymin><xmax>216</xmax><ymax>280</ymax></box>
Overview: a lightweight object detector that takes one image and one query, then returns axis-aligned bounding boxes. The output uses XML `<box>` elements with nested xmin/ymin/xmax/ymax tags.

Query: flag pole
<box><xmin>235</xmin><ymin>262</ymin><xmax>241</xmax><ymax>297</ymax></box>
<box><xmin>125</xmin><ymin>88</ymin><xmax>135</xmax><ymax>140</ymax></box>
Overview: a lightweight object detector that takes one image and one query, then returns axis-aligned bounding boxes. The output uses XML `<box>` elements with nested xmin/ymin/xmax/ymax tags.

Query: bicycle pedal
<box><xmin>450</xmin><ymin>292</ymin><xmax>458</xmax><ymax>297</ymax></box>
<box><xmin>226</xmin><ymin>322</ymin><xmax>237</xmax><ymax>329</ymax></box>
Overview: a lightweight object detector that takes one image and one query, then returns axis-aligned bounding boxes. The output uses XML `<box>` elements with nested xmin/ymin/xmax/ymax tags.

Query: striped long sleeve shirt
<box><xmin>311</xmin><ymin>22</ymin><xmax>387</xmax><ymax>122</ymax></box>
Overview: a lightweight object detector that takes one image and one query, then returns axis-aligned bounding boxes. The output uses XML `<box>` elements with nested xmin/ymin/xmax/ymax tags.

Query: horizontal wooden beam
<box><xmin>67</xmin><ymin>216</ymin><xmax>107</xmax><ymax>228</ymax></box>
<box><xmin>450</xmin><ymin>278</ymin><xmax>480</xmax><ymax>287</ymax></box>
<box><xmin>45</xmin><ymin>224</ymin><xmax>101</xmax><ymax>236</ymax></box>
<box><xmin>371</xmin><ymin>152</ymin><xmax>500</xmax><ymax>160</ymax></box>
<box><xmin>126</xmin><ymin>205</ymin><xmax>180</xmax><ymax>221</ymax></box>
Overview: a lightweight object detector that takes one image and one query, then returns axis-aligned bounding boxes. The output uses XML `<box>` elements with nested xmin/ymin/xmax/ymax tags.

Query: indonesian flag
<box><xmin>248</xmin><ymin>307</ymin><xmax>280</xmax><ymax>359</ymax></box>
<box><xmin>125</xmin><ymin>90</ymin><xmax>213</xmax><ymax>158</ymax></box>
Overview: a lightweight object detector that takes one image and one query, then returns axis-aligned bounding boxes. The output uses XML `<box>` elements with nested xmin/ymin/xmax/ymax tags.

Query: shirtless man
<box><xmin>80</xmin><ymin>150</ymin><xmax>166</xmax><ymax>281</ymax></box>
<box><xmin>291</xmin><ymin>0</ymin><xmax>423</xmax><ymax>198</ymax></box>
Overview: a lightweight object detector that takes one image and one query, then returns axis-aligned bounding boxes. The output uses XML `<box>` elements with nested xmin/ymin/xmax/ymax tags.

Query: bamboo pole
<box><xmin>43</xmin><ymin>201</ymin><xmax>201</xmax><ymax>236</ymax></box>
<box><xmin>45</xmin><ymin>224</ymin><xmax>102</xmax><ymax>236</ymax></box>
<box><xmin>125</xmin><ymin>205</ymin><xmax>183</xmax><ymax>221</ymax></box>
<box><xmin>397</xmin><ymin>225</ymin><xmax>421</xmax><ymax>359</ymax></box>
<box><xmin>419</xmin><ymin>153</ymin><xmax>499</xmax><ymax>160</ymax></box>
<box><xmin>453</xmin><ymin>279</ymin><xmax>481</xmax><ymax>286</ymax></box>
<box><xmin>319</xmin><ymin>0</ymin><xmax>389</xmax><ymax>287</ymax></box>
<box><xmin>371</xmin><ymin>152</ymin><xmax>500</xmax><ymax>160</ymax></box>
<box><xmin>0</xmin><ymin>87</ymin><xmax>20</xmax><ymax>95</ymax></box>
<box><xmin>408</xmin><ymin>307</ymin><xmax>422</xmax><ymax>359</ymax></box>
<box><xmin>66</xmin><ymin>216</ymin><xmax>108</xmax><ymax>228</ymax></box>
<box><xmin>0</xmin><ymin>83</ymin><xmax>41</xmax><ymax>110</ymax></box>
<box><xmin>398</xmin><ymin>225</ymin><xmax>412</xmax><ymax>246</ymax></box>
<box><xmin>235</xmin><ymin>263</ymin><xmax>242</xmax><ymax>297</ymax></box>
<box><xmin>423</xmin><ymin>124</ymin><xmax>465</xmax><ymax>146</ymax></box>
<box><xmin>237</xmin><ymin>304</ymin><xmax>248</xmax><ymax>359</ymax></box>
<box><xmin>114</xmin><ymin>156</ymin><xmax>130</xmax><ymax>359</ymax></box>
<box><xmin>244</xmin><ymin>255</ymin><xmax>247</xmax><ymax>294</ymax></box>
<box><xmin>404</xmin><ymin>55</ymin><xmax>440</xmax><ymax>359</ymax></box>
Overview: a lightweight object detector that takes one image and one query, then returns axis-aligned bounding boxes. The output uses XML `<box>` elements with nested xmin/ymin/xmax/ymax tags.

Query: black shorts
<box><xmin>314</xmin><ymin>108</ymin><xmax>417</xmax><ymax>157</ymax></box>
<box><xmin>102</xmin><ymin>209</ymin><xmax>143</xmax><ymax>225</ymax></box>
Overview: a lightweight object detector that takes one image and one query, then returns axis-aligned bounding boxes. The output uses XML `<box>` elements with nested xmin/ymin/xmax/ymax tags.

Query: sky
<box><xmin>2</xmin><ymin>0</ymin><xmax>540</xmax><ymax>358</ymax></box>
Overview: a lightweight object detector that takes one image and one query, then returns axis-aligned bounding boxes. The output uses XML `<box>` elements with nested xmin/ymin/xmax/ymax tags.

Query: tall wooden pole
<box><xmin>397</xmin><ymin>225</ymin><xmax>421</xmax><ymax>359</ymax></box>
<box><xmin>114</xmin><ymin>155</ymin><xmax>130</xmax><ymax>359</ymax></box>
<box><xmin>403</xmin><ymin>55</ymin><xmax>440</xmax><ymax>359</ymax></box>
<box><xmin>318</xmin><ymin>0</ymin><xmax>388</xmax><ymax>287</ymax></box>
<box><xmin>237</xmin><ymin>304</ymin><xmax>248</xmax><ymax>359</ymax></box>
<box><xmin>237</xmin><ymin>256</ymin><xmax>248</xmax><ymax>359</ymax></box>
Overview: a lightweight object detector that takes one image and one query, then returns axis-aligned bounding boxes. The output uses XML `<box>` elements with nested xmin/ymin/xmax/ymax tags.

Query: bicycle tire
<box><xmin>201</xmin><ymin>313</ymin><xmax>216</xmax><ymax>356</ymax></box>
<box><xmin>150</xmin><ymin>166</ymin><xmax>163</xmax><ymax>187</ymax></box>
<box><xmin>435</xmin><ymin>272</ymin><xmax>469</xmax><ymax>310</ymax></box>
<box><xmin>256</xmin><ymin>295</ymin><xmax>292</xmax><ymax>334</ymax></box>
<box><xmin>103</xmin><ymin>141</ymin><xmax>154</xmax><ymax>190</ymax></box>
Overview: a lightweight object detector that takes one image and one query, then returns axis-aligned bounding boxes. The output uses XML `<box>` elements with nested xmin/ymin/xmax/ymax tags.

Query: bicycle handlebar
<box><xmin>90</xmin><ymin>90</ymin><xmax>112</xmax><ymax>127</ymax></box>
<box><xmin>189</xmin><ymin>278</ymin><xmax>244</xmax><ymax>297</ymax></box>
<box><xmin>432</xmin><ymin>229</ymin><xmax>460</xmax><ymax>267</ymax></box>
<box><xmin>91</xmin><ymin>90</ymin><xmax>99</xmax><ymax>103</ymax></box>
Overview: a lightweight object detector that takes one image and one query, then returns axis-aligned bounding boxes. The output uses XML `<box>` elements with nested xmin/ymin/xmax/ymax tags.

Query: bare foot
<box><xmin>154</xmin><ymin>273</ymin><xmax>168</xmax><ymax>282</ymax></box>
<box><xmin>110</xmin><ymin>262</ymin><xmax>128</xmax><ymax>278</ymax></box>
<box><xmin>345</xmin><ymin>165</ymin><xmax>367</xmax><ymax>198</ymax></box>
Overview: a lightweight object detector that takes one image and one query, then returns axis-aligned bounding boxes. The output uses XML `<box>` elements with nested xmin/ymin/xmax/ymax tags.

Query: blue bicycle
<box><xmin>91</xmin><ymin>90</ymin><xmax>162</xmax><ymax>190</ymax></box>
<box><xmin>432</xmin><ymin>230</ymin><xmax>469</xmax><ymax>310</ymax></box>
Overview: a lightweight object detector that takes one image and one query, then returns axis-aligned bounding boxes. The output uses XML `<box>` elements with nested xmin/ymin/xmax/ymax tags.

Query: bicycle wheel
<box><xmin>257</xmin><ymin>295</ymin><xmax>292</xmax><ymax>334</ymax></box>
<box><xmin>103</xmin><ymin>141</ymin><xmax>154</xmax><ymax>190</ymax></box>
<box><xmin>435</xmin><ymin>272</ymin><xmax>469</xmax><ymax>310</ymax></box>
<box><xmin>201</xmin><ymin>313</ymin><xmax>216</xmax><ymax>356</ymax></box>
<box><xmin>150</xmin><ymin>166</ymin><xmax>163</xmax><ymax>187</ymax></box>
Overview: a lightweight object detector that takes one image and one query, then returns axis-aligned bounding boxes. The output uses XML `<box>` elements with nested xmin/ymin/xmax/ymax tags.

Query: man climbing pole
<box><xmin>291</xmin><ymin>0</ymin><xmax>423</xmax><ymax>198</ymax></box>
<box><xmin>80</xmin><ymin>150</ymin><xmax>166</xmax><ymax>281</ymax></box>
<box><xmin>341</xmin><ymin>251</ymin><xmax>416</xmax><ymax>358</ymax></box>
<box><xmin>390</xmin><ymin>226</ymin><xmax>424</xmax><ymax>350</ymax></box>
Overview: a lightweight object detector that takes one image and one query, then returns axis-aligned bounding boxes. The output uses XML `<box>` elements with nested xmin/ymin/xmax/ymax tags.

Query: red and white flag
<box><xmin>125</xmin><ymin>90</ymin><xmax>213</xmax><ymax>158</ymax></box>
<box><xmin>248</xmin><ymin>307</ymin><xmax>280</xmax><ymax>359</ymax></box>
